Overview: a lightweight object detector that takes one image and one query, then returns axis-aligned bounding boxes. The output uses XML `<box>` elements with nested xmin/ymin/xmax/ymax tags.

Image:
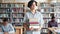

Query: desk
<box><xmin>48</xmin><ymin>28</ymin><xmax>60</xmax><ymax>34</ymax></box>
<box><xmin>14</xmin><ymin>26</ymin><xmax>23</xmax><ymax>34</ymax></box>
<box><xmin>0</xmin><ymin>26</ymin><xmax>23</xmax><ymax>34</ymax></box>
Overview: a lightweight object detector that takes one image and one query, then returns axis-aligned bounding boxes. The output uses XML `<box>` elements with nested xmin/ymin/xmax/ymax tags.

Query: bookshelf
<box><xmin>38</xmin><ymin>2</ymin><xmax>60</xmax><ymax>33</ymax></box>
<box><xmin>0</xmin><ymin>3</ymin><xmax>26</xmax><ymax>25</ymax></box>
<box><xmin>39</xmin><ymin>3</ymin><xmax>55</xmax><ymax>24</ymax></box>
<box><xmin>40</xmin><ymin>2</ymin><xmax>60</xmax><ymax>27</ymax></box>
<box><xmin>38</xmin><ymin>2</ymin><xmax>55</xmax><ymax>33</ymax></box>
<box><xmin>54</xmin><ymin>2</ymin><xmax>60</xmax><ymax>24</ymax></box>
<box><xmin>0</xmin><ymin>0</ymin><xmax>15</xmax><ymax>3</ymax></box>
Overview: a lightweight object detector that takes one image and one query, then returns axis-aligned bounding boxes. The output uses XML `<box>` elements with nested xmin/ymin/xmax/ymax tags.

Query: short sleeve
<box><xmin>23</xmin><ymin>13</ymin><xmax>28</xmax><ymax>23</ymax></box>
<box><xmin>8</xmin><ymin>24</ymin><xmax>15</xmax><ymax>33</ymax></box>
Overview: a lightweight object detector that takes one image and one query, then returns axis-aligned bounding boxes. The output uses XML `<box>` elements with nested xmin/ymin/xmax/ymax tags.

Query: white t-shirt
<box><xmin>1</xmin><ymin>23</ymin><xmax>15</xmax><ymax>33</ymax></box>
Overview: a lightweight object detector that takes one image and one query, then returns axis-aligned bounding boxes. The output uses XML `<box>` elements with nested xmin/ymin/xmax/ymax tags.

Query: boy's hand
<box><xmin>4</xmin><ymin>32</ymin><xmax>8</xmax><ymax>34</ymax></box>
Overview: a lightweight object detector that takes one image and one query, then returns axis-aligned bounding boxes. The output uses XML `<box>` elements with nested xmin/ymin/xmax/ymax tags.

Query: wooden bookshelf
<box><xmin>0</xmin><ymin>3</ymin><xmax>26</xmax><ymax>24</ymax></box>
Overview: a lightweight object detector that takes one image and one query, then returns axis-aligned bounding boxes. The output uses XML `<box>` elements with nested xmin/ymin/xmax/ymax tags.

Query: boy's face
<box><xmin>30</xmin><ymin>2</ymin><xmax>36</xmax><ymax>10</ymax></box>
<box><xmin>52</xmin><ymin>18</ymin><xmax>55</xmax><ymax>21</ymax></box>
<box><xmin>3</xmin><ymin>21</ymin><xmax>8</xmax><ymax>25</ymax></box>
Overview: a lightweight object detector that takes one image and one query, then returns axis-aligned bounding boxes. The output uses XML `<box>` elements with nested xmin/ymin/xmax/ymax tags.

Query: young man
<box><xmin>48</xmin><ymin>16</ymin><xmax>58</xmax><ymax>34</ymax></box>
<box><xmin>23</xmin><ymin>0</ymin><xmax>44</xmax><ymax>34</ymax></box>
<box><xmin>1</xmin><ymin>18</ymin><xmax>15</xmax><ymax>34</ymax></box>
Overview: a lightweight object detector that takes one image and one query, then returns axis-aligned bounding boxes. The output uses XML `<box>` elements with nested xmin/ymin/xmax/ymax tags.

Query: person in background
<box><xmin>1</xmin><ymin>18</ymin><xmax>15</xmax><ymax>34</ymax></box>
<box><xmin>48</xmin><ymin>16</ymin><xmax>58</xmax><ymax>34</ymax></box>
<box><xmin>23</xmin><ymin>0</ymin><xmax>44</xmax><ymax>34</ymax></box>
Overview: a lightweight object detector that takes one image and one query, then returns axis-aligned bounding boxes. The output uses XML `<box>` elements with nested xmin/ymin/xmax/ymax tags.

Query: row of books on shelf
<box><xmin>0</xmin><ymin>18</ymin><xmax>24</xmax><ymax>23</ymax></box>
<box><xmin>0</xmin><ymin>8</ymin><xmax>24</xmax><ymax>13</ymax></box>
<box><xmin>42</xmin><ymin>13</ymin><xmax>54</xmax><ymax>18</ymax></box>
<box><xmin>0</xmin><ymin>14</ymin><xmax>10</xmax><ymax>18</ymax></box>
<box><xmin>0</xmin><ymin>9</ymin><xmax>11</xmax><ymax>13</ymax></box>
<box><xmin>40</xmin><ymin>8</ymin><xmax>54</xmax><ymax>12</ymax></box>
<box><xmin>42</xmin><ymin>13</ymin><xmax>60</xmax><ymax>18</ymax></box>
<box><xmin>12</xmin><ymin>18</ymin><xmax>23</xmax><ymax>23</ymax></box>
<box><xmin>1</xmin><ymin>0</ymin><xmax>27</xmax><ymax>3</ymax></box>
<box><xmin>40</xmin><ymin>3</ymin><xmax>50</xmax><ymax>8</ymax></box>
<box><xmin>40</xmin><ymin>8</ymin><xmax>60</xmax><ymax>13</ymax></box>
<box><xmin>43</xmin><ymin>18</ymin><xmax>60</xmax><ymax>23</ymax></box>
<box><xmin>0</xmin><ymin>14</ymin><xmax>24</xmax><ymax>18</ymax></box>
<box><xmin>0</xmin><ymin>13</ymin><xmax>60</xmax><ymax>19</ymax></box>
<box><xmin>0</xmin><ymin>4</ymin><xmax>24</xmax><ymax>8</ymax></box>
<box><xmin>12</xmin><ymin>8</ymin><xmax>24</xmax><ymax>13</ymax></box>
<box><xmin>39</xmin><ymin>3</ymin><xmax>60</xmax><ymax>12</ymax></box>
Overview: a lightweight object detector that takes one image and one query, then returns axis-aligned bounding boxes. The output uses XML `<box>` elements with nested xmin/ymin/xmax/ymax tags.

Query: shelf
<box><xmin>0</xmin><ymin>17</ymin><xmax>10</xmax><ymax>18</ymax></box>
<box><xmin>43</xmin><ymin>17</ymin><xmax>51</xmax><ymax>19</ymax></box>
<box><xmin>0</xmin><ymin>3</ymin><xmax>25</xmax><ymax>24</ymax></box>
<box><xmin>0</xmin><ymin>12</ymin><xmax>10</xmax><ymax>14</ymax></box>
<box><xmin>41</xmin><ymin>12</ymin><xmax>58</xmax><ymax>13</ymax></box>
<box><xmin>12</xmin><ymin>17</ymin><xmax>24</xmax><ymax>19</ymax></box>
<box><xmin>12</xmin><ymin>12</ymin><xmax>24</xmax><ymax>14</ymax></box>
<box><xmin>0</xmin><ymin>7</ymin><xmax>24</xmax><ymax>9</ymax></box>
<box><xmin>0</xmin><ymin>7</ymin><xmax>10</xmax><ymax>9</ymax></box>
<box><xmin>39</xmin><ymin>2</ymin><xmax>60</xmax><ymax>23</ymax></box>
<box><xmin>12</xmin><ymin>7</ymin><xmax>24</xmax><ymax>8</ymax></box>
<box><xmin>0</xmin><ymin>2</ymin><xmax>25</xmax><ymax>4</ymax></box>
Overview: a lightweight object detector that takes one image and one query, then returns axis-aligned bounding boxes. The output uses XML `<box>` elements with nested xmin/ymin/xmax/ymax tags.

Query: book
<box><xmin>29</xmin><ymin>18</ymin><xmax>38</xmax><ymax>22</ymax></box>
<box><xmin>29</xmin><ymin>22</ymin><xmax>39</xmax><ymax>24</ymax></box>
<box><xmin>29</xmin><ymin>18</ymin><xmax>40</xmax><ymax>29</ymax></box>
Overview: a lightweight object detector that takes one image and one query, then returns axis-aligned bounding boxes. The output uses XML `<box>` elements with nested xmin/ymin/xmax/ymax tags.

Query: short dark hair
<box><xmin>51</xmin><ymin>16</ymin><xmax>55</xmax><ymax>19</ymax></box>
<box><xmin>3</xmin><ymin>18</ymin><xmax>8</xmax><ymax>22</ymax></box>
<box><xmin>28</xmin><ymin>0</ymin><xmax>37</xmax><ymax>8</ymax></box>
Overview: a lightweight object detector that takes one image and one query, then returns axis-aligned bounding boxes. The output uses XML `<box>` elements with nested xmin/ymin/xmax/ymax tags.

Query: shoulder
<box><xmin>25</xmin><ymin>11</ymin><xmax>31</xmax><ymax>14</ymax></box>
<box><xmin>7</xmin><ymin>23</ymin><xmax>12</xmax><ymax>26</ymax></box>
<box><xmin>36</xmin><ymin>11</ymin><xmax>43</xmax><ymax>17</ymax></box>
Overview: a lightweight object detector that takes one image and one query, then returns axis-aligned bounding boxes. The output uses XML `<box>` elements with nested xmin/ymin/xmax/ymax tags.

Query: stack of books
<box><xmin>29</xmin><ymin>18</ymin><xmax>40</xmax><ymax>29</ymax></box>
